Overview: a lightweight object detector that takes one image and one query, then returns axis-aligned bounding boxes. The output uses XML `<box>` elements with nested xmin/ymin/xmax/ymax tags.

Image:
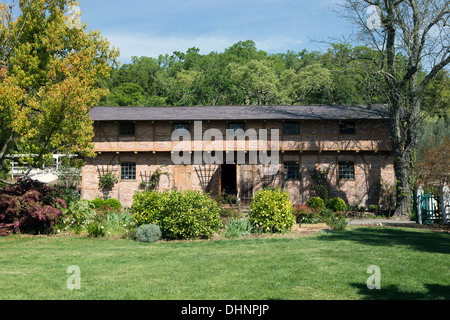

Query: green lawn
<box><xmin>0</xmin><ymin>226</ymin><xmax>449</xmax><ymax>300</ymax></box>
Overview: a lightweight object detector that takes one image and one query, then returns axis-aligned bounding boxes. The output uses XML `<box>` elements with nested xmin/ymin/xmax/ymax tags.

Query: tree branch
<box><xmin>419</xmin><ymin>53</ymin><xmax>450</xmax><ymax>92</ymax></box>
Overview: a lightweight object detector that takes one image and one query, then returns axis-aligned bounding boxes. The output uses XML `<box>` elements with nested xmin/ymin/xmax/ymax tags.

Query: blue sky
<box><xmin>78</xmin><ymin>0</ymin><xmax>352</xmax><ymax>65</ymax></box>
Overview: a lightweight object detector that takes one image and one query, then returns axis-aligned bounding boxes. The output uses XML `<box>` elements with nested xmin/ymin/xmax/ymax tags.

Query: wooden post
<box><xmin>442</xmin><ymin>183</ymin><xmax>449</xmax><ymax>225</ymax></box>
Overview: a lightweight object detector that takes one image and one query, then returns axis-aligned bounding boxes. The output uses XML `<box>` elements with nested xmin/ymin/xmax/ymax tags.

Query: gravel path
<box><xmin>347</xmin><ymin>219</ymin><xmax>416</xmax><ymax>226</ymax></box>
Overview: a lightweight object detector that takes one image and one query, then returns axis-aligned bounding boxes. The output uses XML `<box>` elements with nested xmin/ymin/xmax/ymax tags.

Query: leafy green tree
<box><xmin>228</xmin><ymin>59</ymin><xmax>280</xmax><ymax>105</ymax></box>
<box><xmin>339</xmin><ymin>0</ymin><xmax>450</xmax><ymax>218</ymax></box>
<box><xmin>281</xmin><ymin>64</ymin><xmax>333</xmax><ymax>105</ymax></box>
<box><xmin>106</xmin><ymin>82</ymin><xmax>145</xmax><ymax>106</ymax></box>
<box><xmin>0</xmin><ymin>0</ymin><xmax>118</xmax><ymax>183</ymax></box>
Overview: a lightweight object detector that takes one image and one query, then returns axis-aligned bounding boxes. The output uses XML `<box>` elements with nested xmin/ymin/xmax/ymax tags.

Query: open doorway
<box><xmin>221</xmin><ymin>164</ymin><xmax>237</xmax><ymax>196</ymax></box>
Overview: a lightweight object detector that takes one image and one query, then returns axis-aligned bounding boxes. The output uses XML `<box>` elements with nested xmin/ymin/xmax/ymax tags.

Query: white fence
<box><xmin>9</xmin><ymin>154</ymin><xmax>80</xmax><ymax>184</ymax></box>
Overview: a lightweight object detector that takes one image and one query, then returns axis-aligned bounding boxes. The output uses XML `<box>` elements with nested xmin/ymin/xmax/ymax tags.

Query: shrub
<box><xmin>224</xmin><ymin>219</ymin><xmax>253</xmax><ymax>238</ymax></box>
<box><xmin>105</xmin><ymin>211</ymin><xmax>134</xmax><ymax>237</ymax></box>
<box><xmin>91</xmin><ymin>198</ymin><xmax>106</xmax><ymax>209</ymax></box>
<box><xmin>106</xmin><ymin>211</ymin><xmax>132</xmax><ymax>229</ymax></box>
<box><xmin>306</xmin><ymin>197</ymin><xmax>325</xmax><ymax>210</ymax></box>
<box><xmin>249</xmin><ymin>188</ymin><xmax>295</xmax><ymax>233</ymax></box>
<box><xmin>131</xmin><ymin>190</ymin><xmax>222</xmax><ymax>240</ymax></box>
<box><xmin>0</xmin><ymin>178</ymin><xmax>65</xmax><ymax>235</ymax></box>
<box><xmin>58</xmin><ymin>199</ymin><xmax>96</xmax><ymax>234</ymax></box>
<box><xmin>216</xmin><ymin>191</ymin><xmax>239</xmax><ymax>206</ymax></box>
<box><xmin>136</xmin><ymin>223</ymin><xmax>162</xmax><ymax>243</ymax></box>
<box><xmin>320</xmin><ymin>209</ymin><xmax>348</xmax><ymax>231</ymax></box>
<box><xmin>57</xmin><ymin>187</ymin><xmax>81</xmax><ymax>206</ymax></box>
<box><xmin>131</xmin><ymin>191</ymin><xmax>169</xmax><ymax>225</ymax></box>
<box><xmin>219</xmin><ymin>207</ymin><xmax>244</xmax><ymax>225</ymax></box>
<box><xmin>310</xmin><ymin>167</ymin><xmax>330</xmax><ymax>203</ymax></box>
<box><xmin>86</xmin><ymin>222</ymin><xmax>106</xmax><ymax>238</ymax></box>
<box><xmin>327</xmin><ymin>197</ymin><xmax>347</xmax><ymax>212</ymax></box>
<box><xmin>368</xmin><ymin>205</ymin><xmax>379</xmax><ymax>212</ymax></box>
<box><xmin>98</xmin><ymin>171</ymin><xmax>118</xmax><ymax>193</ymax></box>
<box><xmin>104</xmin><ymin>198</ymin><xmax>122</xmax><ymax>210</ymax></box>
<box><xmin>293</xmin><ymin>204</ymin><xmax>320</xmax><ymax>224</ymax></box>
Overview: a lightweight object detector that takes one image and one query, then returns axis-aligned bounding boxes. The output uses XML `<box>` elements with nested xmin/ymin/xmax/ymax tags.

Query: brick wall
<box><xmin>82</xmin><ymin>151</ymin><xmax>394</xmax><ymax>208</ymax></box>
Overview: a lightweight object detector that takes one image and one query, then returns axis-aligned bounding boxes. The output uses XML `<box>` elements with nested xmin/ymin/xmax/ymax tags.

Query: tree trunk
<box><xmin>393</xmin><ymin>153</ymin><xmax>413</xmax><ymax>219</ymax></box>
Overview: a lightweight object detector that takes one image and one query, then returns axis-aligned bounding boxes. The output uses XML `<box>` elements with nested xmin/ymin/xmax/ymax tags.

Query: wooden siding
<box><xmin>92</xmin><ymin>120</ymin><xmax>391</xmax><ymax>154</ymax></box>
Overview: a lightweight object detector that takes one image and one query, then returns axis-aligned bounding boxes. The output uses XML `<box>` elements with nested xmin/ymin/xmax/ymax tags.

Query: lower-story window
<box><xmin>121</xmin><ymin>162</ymin><xmax>136</xmax><ymax>180</ymax></box>
<box><xmin>283</xmin><ymin>162</ymin><xmax>300</xmax><ymax>180</ymax></box>
<box><xmin>339</xmin><ymin>161</ymin><xmax>355</xmax><ymax>180</ymax></box>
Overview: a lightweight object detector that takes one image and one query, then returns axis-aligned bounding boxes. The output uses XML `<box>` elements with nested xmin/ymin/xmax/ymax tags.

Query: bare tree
<box><xmin>337</xmin><ymin>0</ymin><xmax>450</xmax><ymax>218</ymax></box>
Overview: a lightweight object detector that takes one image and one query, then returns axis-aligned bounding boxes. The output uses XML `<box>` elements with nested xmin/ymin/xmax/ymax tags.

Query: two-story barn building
<box><xmin>82</xmin><ymin>105</ymin><xmax>395</xmax><ymax>208</ymax></box>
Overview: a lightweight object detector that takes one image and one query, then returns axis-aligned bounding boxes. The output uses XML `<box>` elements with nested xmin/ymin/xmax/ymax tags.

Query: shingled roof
<box><xmin>90</xmin><ymin>105</ymin><xmax>390</xmax><ymax>122</ymax></box>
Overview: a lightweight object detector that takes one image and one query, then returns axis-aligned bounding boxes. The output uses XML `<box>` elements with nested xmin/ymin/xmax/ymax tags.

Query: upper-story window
<box><xmin>173</xmin><ymin>123</ymin><xmax>190</xmax><ymax>132</ymax></box>
<box><xmin>119</xmin><ymin>123</ymin><xmax>135</xmax><ymax>136</ymax></box>
<box><xmin>228</xmin><ymin>122</ymin><xmax>245</xmax><ymax>132</ymax></box>
<box><xmin>284</xmin><ymin>122</ymin><xmax>300</xmax><ymax>135</ymax></box>
<box><xmin>339</xmin><ymin>121</ymin><xmax>356</xmax><ymax>135</ymax></box>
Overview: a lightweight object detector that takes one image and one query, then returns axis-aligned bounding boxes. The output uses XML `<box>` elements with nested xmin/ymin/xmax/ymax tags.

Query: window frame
<box><xmin>338</xmin><ymin>161</ymin><xmax>355</xmax><ymax>180</ymax></box>
<box><xmin>121</xmin><ymin>162</ymin><xmax>137</xmax><ymax>181</ymax></box>
<box><xmin>283</xmin><ymin>122</ymin><xmax>300</xmax><ymax>135</ymax></box>
<box><xmin>173</xmin><ymin>122</ymin><xmax>190</xmax><ymax>132</ymax></box>
<box><xmin>283</xmin><ymin>161</ymin><xmax>300</xmax><ymax>181</ymax></box>
<box><xmin>339</xmin><ymin>121</ymin><xmax>356</xmax><ymax>135</ymax></box>
<box><xmin>228</xmin><ymin>122</ymin><xmax>245</xmax><ymax>132</ymax></box>
<box><xmin>119</xmin><ymin>122</ymin><xmax>136</xmax><ymax>136</ymax></box>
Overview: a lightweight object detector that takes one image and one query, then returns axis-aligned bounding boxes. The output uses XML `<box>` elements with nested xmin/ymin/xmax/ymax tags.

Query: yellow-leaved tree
<box><xmin>0</xmin><ymin>0</ymin><xmax>119</xmax><ymax>182</ymax></box>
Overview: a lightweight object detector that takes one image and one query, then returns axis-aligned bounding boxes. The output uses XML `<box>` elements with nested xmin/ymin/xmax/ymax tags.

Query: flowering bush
<box><xmin>0</xmin><ymin>178</ymin><xmax>65</xmax><ymax>235</ymax></box>
<box><xmin>58</xmin><ymin>199</ymin><xmax>96</xmax><ymax>234</ymax></box>
<box><xmin>86</xmin><ymin>222</ymin><xmax>106</xmax><ymax>238</ymax></box>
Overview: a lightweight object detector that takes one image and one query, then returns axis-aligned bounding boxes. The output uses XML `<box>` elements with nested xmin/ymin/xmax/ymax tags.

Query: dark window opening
<box><xmin>174</xmin><ymin>123</ymin><xmax>190</xmax><ymax>132</ymax></box>
<box><xmin>119</xmin><ymin>123</ymin><xmax>135</xmax><ymax>136</ymax></box>
<box><xmin>221</xmin><ymin>164</ymin><xmax>237</xmax><ymax>196</ymax></box>
<box><xmin>121</xmin><ymin>162</ymin><xmax>136</xmax><ymax>180</ymax></box>
<box><xmin>283</xmin><ymin>162</ymin><xmax>300</xmax><ymax>180</ymax></box>
<box><xmin>228</xmin><ymin>122</ymin><xmax>245</xmax><ymax>131</ymax></box>
<box><xmin>339</xmin><ymin>121</ymin><xmax>356</xmax><ymax>135</ymax></box>
<box><xmin>284</xmin><ymin>122</ymin><xmax>300</xmax><ymax>135</ymax></box>
<box><xmin>339</xmin><ymin>162</ymin><xmax>355</xmax><ymax>180</ymax></box>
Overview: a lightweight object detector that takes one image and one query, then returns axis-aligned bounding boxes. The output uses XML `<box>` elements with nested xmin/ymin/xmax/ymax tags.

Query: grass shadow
<box><xmin>350</xmin><ymin>283</ymin><xmax>450</xmax><ymax>300</ymax></box>
<box><xmin>317</xmin><ymin>227</ymin><xmax>450</xmax><ymax>254</ymax></box>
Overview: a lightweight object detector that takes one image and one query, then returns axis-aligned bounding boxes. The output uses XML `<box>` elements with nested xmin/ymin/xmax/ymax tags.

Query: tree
<box><xmin>105</xmin><ymin>82</ymin><xmax>146</xmax><ymax>106</ymax></box>
<box><xmin>338</xmin><ymin>0</ymin><xmax>450</xmax><ymax>218</ymax></box>
<box><xmin>280</xmin><ymin>64</ymin><xmax>333</xmax><ymax>105</ymax></box>
<box><xmin>0</xmin><ymin>0</ymin><xmax>119</xmax><ymax>183</ymax></box>
<box><xmin>416</xmin><ymin>136</ymin><xmax>450</xmax><ymax>192</ymax></box>
<box><xmin>228</xmin><ymin>59</ymin><xmax>280</xmax><ymax>105</ymax></box>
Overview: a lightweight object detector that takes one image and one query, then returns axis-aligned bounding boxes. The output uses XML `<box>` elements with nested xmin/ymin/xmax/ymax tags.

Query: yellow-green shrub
<box><xmin>131</xmin><ymin>190</ymin><xmax>222</xmax><ymax>240</ymax></box>
<box><xmin>249</xmin><ymin>188</ymin><xmax>295</xmax><ymax>233</ymax></box>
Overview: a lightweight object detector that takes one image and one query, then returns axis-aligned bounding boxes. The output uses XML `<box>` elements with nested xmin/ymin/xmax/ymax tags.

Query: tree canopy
<box><xmin>99</xmin><ymin>41</ymin><xmax>400</xmax><ymax>107</ymax></box>
<box><xmin>100</xmin><ymin>40</ymin><xmax>448</xmax><ymax>113</ymax></box>
<box><xmin>0</xmin><ymin>0</ymin><xmax>119</xmax><ymax>182</ymax></box>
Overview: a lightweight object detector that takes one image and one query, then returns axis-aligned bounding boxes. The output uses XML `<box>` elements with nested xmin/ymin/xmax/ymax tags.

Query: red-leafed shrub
<box><xmin>0</xmin><ymin>178</ymin><xmax>66</xmax><ymax>236</ymax></box>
